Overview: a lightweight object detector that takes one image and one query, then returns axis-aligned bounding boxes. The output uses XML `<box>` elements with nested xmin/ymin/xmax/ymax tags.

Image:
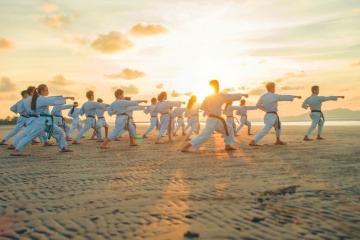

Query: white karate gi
<box><xmin>3</xmin><ymin>99</ymin><xmax>28</xmax><ymax>141</ymax></box>
<box><xmin>223</xmin><ymin>105</ymin><xmax>243</xmax><ymax>134</ymax></box>
<box><xmin>253</xmin><ymin>92</ymin><xmax>295</xmax><ymax>143</ymax></box>
<box><xmin>235</xmin><ymin>106</ymin><xmax>257</xmax><ymax>133</ymax></box>
<box><xmin>68</xmin><ymin>107</ymin><xmax>83</xmax><ymax>135</ymax></box>
<box><xmin>16</xmin><ymin>96</ymin><xmax>68</xmax><ymax>151</ymax></box>
<box><xmin>107</xmin><ymin>99</ymin><xmax>141</xmax><ymax>140</ymax></box>
<box><xmin>11</xmin><ymin>97</ymin><xmax>47</xmax><ymax>146</ymax></box>
<box><xmin>143</xmin><ymin>105</ymin><xmax>161</xmax><ymax>136</ymax></box>
<box><xmin>95</xmin><ymin>107</ymin><xmax>110</xmax><ymax>140</ymax></box>
<box><xmin>118</xmin><ymin>106</ymin><xmax>145</xmax><ymax>137</ymax></box>
<box><xmin>183</xmin><ymin>104</ymin><xmax>201</xmax><ymax>138</ymax></box>
<box><xmin>302</xmin><ymin>94</ymin><xmax>338</xmax><ymax>136</ymax></box>
<box><xmin>74</xmin><ymin>101</ymin><xmax>107</xmax><ymax>141</ymax></box>
<box><xmin>51</xmin><ymin>104</ymin><xmax>73</xmax><ymax>138</ymax></box>
<box><xmin>155</xmin><ymin>100</ymin><xmax>181</xmax><ymax>138</ymax></box>
<box><xmin>189</xmin><ymin>93</ymin><xmax>242</xmax><ymax>149</ymax></box>
<box><xmin>173</xmin><ymin>107</ymin><xmax>187</xmax><ymax>134</ymax></box>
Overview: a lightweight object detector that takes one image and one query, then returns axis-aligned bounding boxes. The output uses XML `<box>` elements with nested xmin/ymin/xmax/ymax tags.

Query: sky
<box><xmin>1</xmin><ymin>0</ymin><xmax>360</xmax><ymax>121</ymax></box>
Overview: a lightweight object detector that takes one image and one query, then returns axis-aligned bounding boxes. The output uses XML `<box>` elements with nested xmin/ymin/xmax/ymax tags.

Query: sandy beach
<box><xmin>0</xmin><ymin>125</ymin><xmax>359</xmax><ymax>240</ymax></box>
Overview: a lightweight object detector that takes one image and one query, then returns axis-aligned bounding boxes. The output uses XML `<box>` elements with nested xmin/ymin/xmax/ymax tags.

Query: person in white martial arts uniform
<box><xmin>100</xmin><ymin>89</ymin><xmax>147</xmax><ymax>148</ymax></box>
<box><xmin>68</xmin><ymin>102</ymin><xmax>83</xmax><ymax>137</ymax></box>
<box><xmin>183</xmin><ymin>95</ymin><xmax>201</xmax><ymax>141</ymax></box>
<box><xmin>181</xmin><ymin>80</ymin><xmax>248</xmax><ymax>152</ymax></box>
<box><xmin>117</xmin><ymin>97</ymin><xmax>146</xmax><ymax>138</ymax></box>
<box><xmin>222</xmin><ymin>101</ymin><xmax>246</xmax><ymax>135</ymax></box>
<box><xmin>72</xmin><ymin>91</ymin><xmax>109</xmax><ymax>144</ymax></box>
<box><xmin>142</xmin><ymin>97</ymin><xmax>161</xmax><ymax>138</ymax></box>
<box><xmin>249</xmin><ymin>82</ymin><xmax>301</xmax><ymax>146</ymax></box>
<box><xmin>8</xmin><ymin>86</ymin><xmax>50</xmax><ymax>149</ymax></box>
<box><xmin>0</xmin><ymin>90</ymin><xmax>29</xmax><ymax>145</ymax></box>
<box><xmin>235</xmin><ymin>99</ymin><xmax>257</xmax><ymax>135</ymax></box>
<box><xmin>51</xmin><ymin>103</ymin><xmax>73</xmax><ymax>141</ymax></box>
<box><xmin>302</xmin><ymin>85</ymin><xmax>344</xmax><ymax>141</ymax></box>
<box><xmin>11</xmin><ymin>84</ymin><xmax>74</xmax><ymax>156</ymax></box>
<box><xmin>90</xmin><ymin>98</ymin><xmax>110</xmax><ymax>141</ymax></box>
<box><xmin>172</xmin><ymin>106</ymin><xmax>187</xmax><ymax>136</ymax></box>
<box><xmin>154</xmin><ymin>91</ymin><xmax>184</xmax><ymax>144</ymax></box>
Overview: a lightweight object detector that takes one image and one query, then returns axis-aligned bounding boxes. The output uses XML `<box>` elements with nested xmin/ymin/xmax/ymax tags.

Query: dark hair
<box><xmin>70</xmin><ymin>102</ymin><xmax>79</xmax><ymax>114</ymax></box>
<box><xmin>31</xmin><ymin>84</ymin><xmax>47</xmax><ymax>110</ymax></box>
<box><xmin>158</xmin><ymin>92</ymin><xmax>167</xmax><ymax>101</ymax></box>
<box><xmin>311</xmin><ymin>85</ymin><xmax>319</xmax><ymax>93</ymax></box>
<box><xmin>86</xmin><ymin>90</ymin><xmax>94</xmax><ymax>99</ymax></box>
<box><xmin>114</xmin><ymin>89</ymin><xmax>124</xmax><ymax>98</ymax></box>
<box><xmin>26</xmin><ymin>86</ymin><xmax>36</xmax><ymax>95</ymax></box>
<box><xmin>21</xmin><ymin>90</ymin><xmax>27</xmax><ymax>97</ymax></box>
<box><xmin>224</xmin><ymin>101</ymin><xmax>232</xmax><ymax>112</ymax></box>
<box><xmin>97</xmin><ymin>98</ymin><xmax>103</xmax><ymax>103</ymax></box>
<box><xmin>151</xmin><ymin>97</ymin><xmax>157</xmax><ymax>104</ymax></box>
<box><xmin>187</xmin><ymin>95</ymin><xmax>197</xmax><ymax>109</ymax></box>
<box><xmin>240</xmin><ymin>99</ymin><xmax>246</xmax><ymax>105</ymax></box>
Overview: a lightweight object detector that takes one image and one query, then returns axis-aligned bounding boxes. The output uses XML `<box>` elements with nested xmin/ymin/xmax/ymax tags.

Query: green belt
<box><xmin>40</xmin><ymin>114</ymin><xmax>54</xmax><ymax>140</ymax></box>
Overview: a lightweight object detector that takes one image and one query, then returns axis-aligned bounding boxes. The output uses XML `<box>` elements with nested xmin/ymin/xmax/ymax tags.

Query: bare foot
<box><xmin>275</xmin><ymin>141</ymin><xmax>287</xmax><ymax>145</ymax></box>
<box><xmin>61</xmin><ymin>147</ymin><xmax>73</xmax><ymax>152</ymax></box>
<box><xmin>225</xmin><ymin>145</ymin><xmax>236</xmax><ymax>151</ymax></box>
<box><xmin>32</xmin><ymin>140</ymin><xmax>40</xmax><ymax>144</ymax></box>
<box><xmin>66</xmin><ymin>137</ymin><xmax>73</xmax><ymax>141</ymax></box>
<box><xmin>317</xmin><ymin>136</ymin><xmax>324</xmax><ymax>140</ymax></box>
<box><xmin>247</xmin><ymin>133</ymin><xmax>253</xmax><ymax>136</ymax></box>
<box><xmin>249</xmin><ymin>140</ymin><xmax>260</xmax><ymax>146</ymax></box>
<box><xmin>142</xmin><ymin>135</ymin><xmax>148</xmax><ymax>138</ymax></box>
<box><xmin>303</xmin><ymin>136</ymin><xmax>312</xmax><ymax>141</ymax></box>
<box><xmin>7</xmin><ymin>145</ymin><xmax>15</xmax><ymax>150</ymax></box>
<box><xmin>96</xmin><ymin>139</ymin><xmax>104</xmax><ymax>142</ymax></box>
<box><xmin>130</xmin><ymin>144</ymin><xmax>139</xmax><ymax>146</ymax></box>
<box><xmin>181</xmin><ymin>148</ymin><xmax>190</xmax><ymax>152</ymax></box>
<box><xmin>114</xmin><ymin>137</ymin><xmax>121</xmax><ymax>141</ymax></box>
<box><xmin>72</xmin><ymin>141</ymin><xmax>81</xmax><ymax>145</ymax></box>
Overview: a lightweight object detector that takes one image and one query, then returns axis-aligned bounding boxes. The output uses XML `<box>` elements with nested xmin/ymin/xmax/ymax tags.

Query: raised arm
<box><xmin>220</xmin><ymin>93</ymin><xmax>248</xmax><ymax>103</ymax></box>
<box><xmin>321</xmin><ymin>96</ymin><xmax>344</xmax><ymax>102</ymax></box>
<box><xmin>126</xmin><ymin>105</ymin><xmax>146</xmax><ymax>111</ymax></box>
<box><xmin>276</xmin><ymin>94</ymin><xmax>300</xmax><ymax>102</ymax></box>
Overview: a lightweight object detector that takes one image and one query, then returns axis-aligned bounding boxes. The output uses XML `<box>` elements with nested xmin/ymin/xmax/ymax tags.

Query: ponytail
<box><xmin>187</xmin><ymin>95</ymin><xmax>197</xmax><ymax>109</ymax></box>
<box><xmin>31</xmin><ymin>84</ymin><xmax>47</xmax><ymax>110</ymax></box>
<box><xmin>31</xmin><ymin>90</ymin><xmax>39</xmax><ymax>110</ymax></box>
<box><xmin>70</xmin><ymin>106</ymin><xmax>75</xmax><ymax>114</ymax></box>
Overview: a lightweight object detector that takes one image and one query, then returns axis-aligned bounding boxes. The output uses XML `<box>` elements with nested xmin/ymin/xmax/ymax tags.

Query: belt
<box><xmin>20</xmin><ymin>115</ymin><xmax>29</xmax><ymax>118</ymax></box>
<box><xmin>177</xmin><ymin>116</ymin><xmax>183</xmax><ymax>118</ymax></box>
<box><xmin>87</xmin><ymin>115</ymin><xmax>95</xmax><ymax>119</ymax></box>
<box><xmin>311</xmin><ymin>110</ymin><xmax>325</xmax><ymax>122</ymax></box>
<box><xmin>29</xmin><ymin>114</ymin><xmax>39</xmax><ymax>118</ymax></box>
<box><xmin>86</xmin><ymin>115</ymin><xmax>97</xmax><ymax>133</ymax></box>
<box><xmin>226</xmin><ymin>116</ymin><xmax>233</xmax><ymax>118</ymax></box>
<box><xmin>98</xmin><ymin>117</ymin><xmax>105</xmax><ymax>119</ymax></box>
<box><xmin>39</xmin><ymin>114</ymin><xmax>54</xmax><ymax>139</ymax></box>
<box><xmin>266</xmin><ymin>111</ymin><xmax>281</xmax><ymax>129</ymax></box>
<box><xmin>208</xmin><ymin>113</ymin><xmax>229</xmax><ymax>136</ymax></box>
<box><xmin>150</xmin><ymin>115</ymin><xmax>157</xmax><ymax>117</ymax></box>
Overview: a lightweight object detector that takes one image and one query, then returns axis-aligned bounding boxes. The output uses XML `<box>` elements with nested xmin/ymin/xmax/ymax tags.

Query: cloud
<box><xmin>111</xmin><ymin>84</ymin><xmax>139</xmax><ymax>95</ymax></box>
<box><xmin>171</xmin><ymin>90</ymin><xmax>180</xmax><ymax>98</ymax></box>
<box><xmin>156</xmin><ymin>83</ymin><xmax>164</xmax><ymax>89</ymax></box>
<box><xmin>183</xmin><ymin>92</ymin><xmax>193</xmax><ymax>96</ymax></box>
<box><xmin>62</xmin><ymin>34</ymin><xmax>89</xmax><ymax>45</ymax></box>
<box><xmin>129</xmin><ymin>23</ymin><xmax>168</xmax><ymax>36</ymax></box>
<box><xmin>274</xmin><ymin>71</ymin><xmax>305</xmax><ymax>83</ymax></box>
<box><xmin>350</xmin><ymin>61</ymin><xmax>360</xmax><ymax>67</ymax></box>
<box><xmin>281</xmin><ymin>85</ymin><xmax>305</xmax><ymax>90</ymax></box>
<box><xmin>41</xmin><ymin>2</ymin><xmax>58</xmax><ymax>13</ymax></box>
<box><xmin>221</xmin><ymin>87</ymin><xmax>237</xmax><ymax>93</ymax></box>
<box><xmin>0</xmin><ymin>37</ymin><xmax>15</xmax><ymax>51</ymax></box>
<box><xmin>238</xmin><ymin>86</ymin><xmax>246</xmax><ymax>90</ymax></box>
<box><xmin>0</xmin><ymin>77</ymin><xmax>17</xmax><ymax>92</ymax></box>
<box><xmin>48</xmin><ymin>75</ymin><xmax>73</xmax><ymax>86</ymax></box>
<box><xmin>248</xmin><ymin>86</ymin><xmax>266</xmax><ymax>96</ymax></box>
<box><xmin>91</xmin><ymin>31</ymin><xmax>133</xmax><ymax>53</ymax></box>
<box><xmin>41</xmin><ymin>14</ymin><xmax>72</xmax><ymax>29</ymax></box>
<box><xmin>104</xmin><ymin>68</ymin><xmax>145</xmax><ymax>80</ymax></box>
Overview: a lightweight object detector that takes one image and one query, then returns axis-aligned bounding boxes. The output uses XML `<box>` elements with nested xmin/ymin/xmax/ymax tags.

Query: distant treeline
<box><xmin>0</xmin><ymin>116</ymin><xmax>75</xmax><ymax>125</ymax></box>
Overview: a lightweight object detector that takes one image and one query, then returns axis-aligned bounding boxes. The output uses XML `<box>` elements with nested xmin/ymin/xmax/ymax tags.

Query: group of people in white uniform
<box><xmin>0</xmin><ymin>80</ymin><xmax>344</xmax><ymax>156</ymax></box>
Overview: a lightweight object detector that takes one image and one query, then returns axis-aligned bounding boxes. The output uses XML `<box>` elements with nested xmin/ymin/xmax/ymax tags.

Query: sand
<box><xmin>0</xmin><ymin>125</ymin><xmax>359</xmax><ymax>240</ymax></box>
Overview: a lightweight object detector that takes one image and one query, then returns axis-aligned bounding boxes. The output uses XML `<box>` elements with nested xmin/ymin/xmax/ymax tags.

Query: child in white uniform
<box><xmin>235</xmin><ymin>99</ymin><xmax>257</xmax><ymax>135</ymax></box>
